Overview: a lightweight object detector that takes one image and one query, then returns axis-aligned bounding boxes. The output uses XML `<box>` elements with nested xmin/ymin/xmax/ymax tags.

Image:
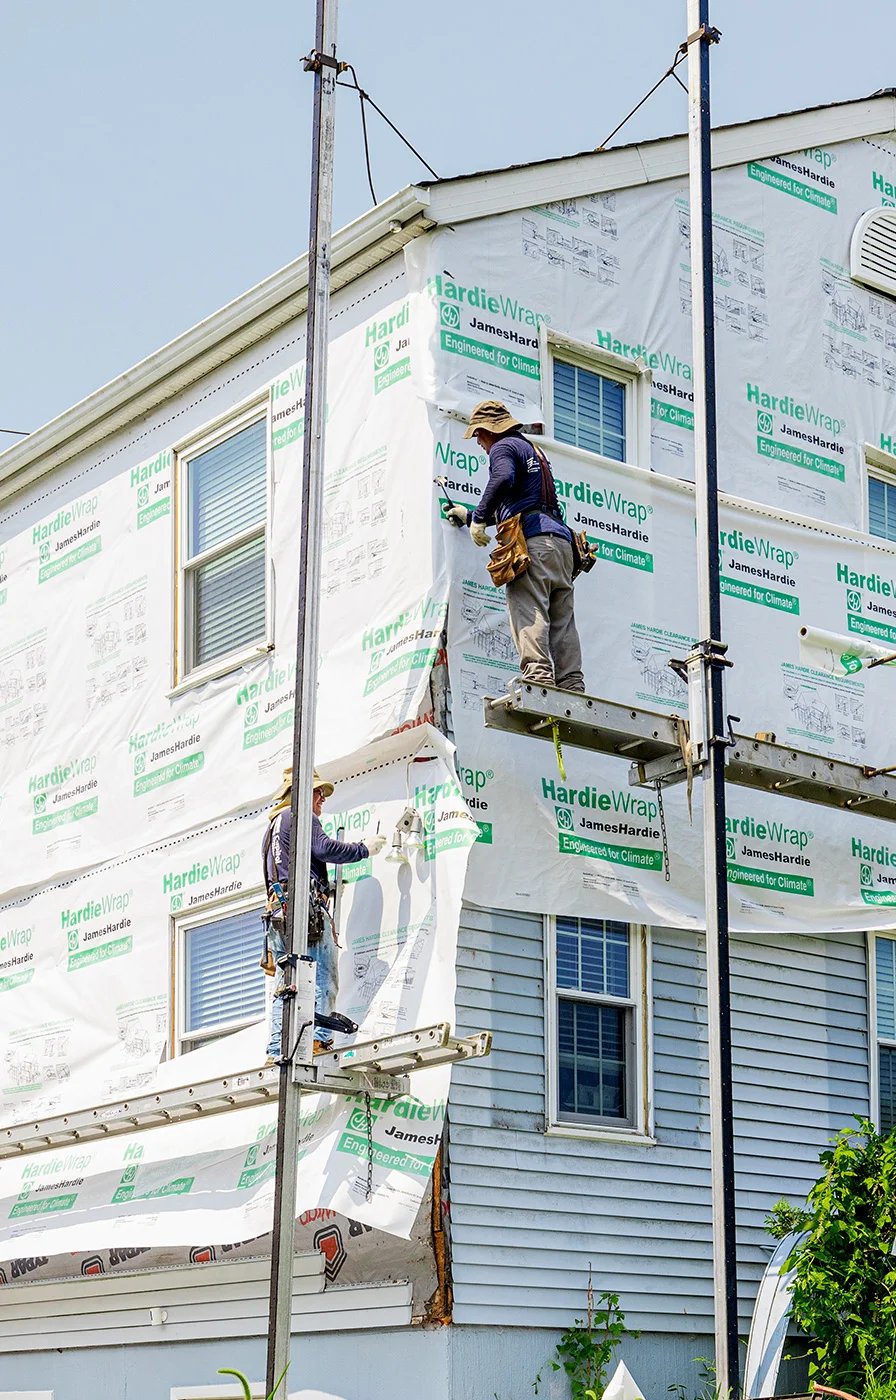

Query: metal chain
<box><xmin>655</xmin><ymin>780</ymin><xmax>671</xmax><ymax>882</ymax></box>
<box><xmin>364</xmin><ymin>1091</ymin><xmax>374</xmax><ymax>1201</ymax></box>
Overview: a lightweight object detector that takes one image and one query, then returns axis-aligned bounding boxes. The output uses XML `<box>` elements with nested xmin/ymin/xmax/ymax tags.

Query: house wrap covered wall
<box><xmin>0</xmin><ymin>93</ymin><xmax>896</xmax><ymax>1397</ymax></box>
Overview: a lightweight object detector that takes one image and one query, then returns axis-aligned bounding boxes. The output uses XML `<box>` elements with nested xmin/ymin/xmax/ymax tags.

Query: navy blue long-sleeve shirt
<box><xmin>263</xmin><ymin>808</ymin><xmax>368</xmax><ymax>891</ymax></box>
<box><xmin>471</xmin><ymin>433</ymin><xmax>571</xmax><ymax>542</ymax></box>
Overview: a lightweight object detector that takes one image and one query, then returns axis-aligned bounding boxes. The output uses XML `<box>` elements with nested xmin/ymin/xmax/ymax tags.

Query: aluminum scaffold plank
<box><xmin>0</xmin><ymin>1026</ymin><xmax>493</xmax><ymax>1161</ymax></box>
<box><xmin>484</xmin><ymin>679</ymin><xmax>896</xmax><ymax>821</ymax></box>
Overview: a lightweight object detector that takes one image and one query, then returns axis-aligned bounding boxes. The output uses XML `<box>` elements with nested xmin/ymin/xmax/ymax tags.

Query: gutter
<box><xmin>0</xmin><ymin>186</ymin><xmax>432</xmax><ymax>505</ymax></box>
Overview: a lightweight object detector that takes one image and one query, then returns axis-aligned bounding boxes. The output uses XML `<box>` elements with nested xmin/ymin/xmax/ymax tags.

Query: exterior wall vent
<box><xmin>850</xmin><ymin>207</ymin><xmax>896</xmax><ymax>297</ymax></box>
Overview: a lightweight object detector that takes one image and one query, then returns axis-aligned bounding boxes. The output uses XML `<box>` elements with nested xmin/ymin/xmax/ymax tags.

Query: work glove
<box><xmin>445</xmin><ymin>505</ymin><xmax>470</xmax><ymax>528</ymax></box>
<box><xmin>366</xmin><ymin>833</ymin><xmax>387</xmax><ymax>857</ymax></box>
<box><xmin>470</xmin><ymin>521</ymin><xmax>491</xmax><ymax>548</ymax></box>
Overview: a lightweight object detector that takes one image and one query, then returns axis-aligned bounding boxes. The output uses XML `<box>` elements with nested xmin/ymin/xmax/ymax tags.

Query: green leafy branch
<box><xmin>534</xmin><ymin>1278</ymin><xmax>633</xmax><ymax>1400</ymax></box>
<box><xmin>217</xmin><ymin>1364</ymin><xmax>289</xmax><ymax>1400</ymax></box>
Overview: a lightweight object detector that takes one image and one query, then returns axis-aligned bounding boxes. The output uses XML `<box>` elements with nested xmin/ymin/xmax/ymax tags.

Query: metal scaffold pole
<box><xmin>265</xmin><ymin>0</ymin><xmax>340</xmax><ymax>1390</ymax></box>
<box><xmin>685</xmin><ymin>2</ymin><xmax>740</xmax><ymax>1393</ymax></box>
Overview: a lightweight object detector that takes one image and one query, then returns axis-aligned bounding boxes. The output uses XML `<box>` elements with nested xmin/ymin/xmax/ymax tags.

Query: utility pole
<box><xmin>265</xmin><ymin>0</ymin><xmax>340</xmax><ymax>1390</ymax></box>
<box><xmin>685</xmin><ymin>2</ymin><xmax>740</xmax><ymax>1393</ymax></box>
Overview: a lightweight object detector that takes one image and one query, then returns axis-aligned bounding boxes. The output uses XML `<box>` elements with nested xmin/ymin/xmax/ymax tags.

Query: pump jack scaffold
<box><xmin>5</xmin><ymin>4</ymin><xmax>893</xmax><ymax>1398</ymax></box>
<box><xmin>0</xmin><ymin>3</ymin><xmax>492</xmax><ymax>1397</ymax></box>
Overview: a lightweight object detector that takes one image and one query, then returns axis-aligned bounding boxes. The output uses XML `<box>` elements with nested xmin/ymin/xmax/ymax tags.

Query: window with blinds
<box><xmin>553</xmin><ymin>358</ymin><xmax>627</xmax><ymax>462</ymax></box>
<box><xmin>180</xmin><ymin>904</ymin><xmax>267</xmax><ymax>1053</ymax></box>
<box><xmin>876</xmin><ymin>936</ymin><xmax>896</xmax><ymax>1132</ymax></box>
<box><xmin>180</xmin><ymin>412</ymin><xmax>268</xmax><ymax>677</ymax></box>
<box><xmin>553</xmin><ymin>916</ymin><xmax>637</xmax><ymax>1128</ymax></box>
<box><xmin>868</xmin><ymin>471</ymin><xmax>896</xmax><ymax>544</ymax></box>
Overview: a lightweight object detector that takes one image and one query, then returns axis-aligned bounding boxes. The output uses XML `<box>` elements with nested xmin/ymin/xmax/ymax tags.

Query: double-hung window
<box><xmin>175</xmin><ymin>900</ymin><xmax>267</xmax><ymax>1055</ymax></box>
<box><xmin>547</xmin><ymin>915</ymin><xmax>650</xmax><ymax>1135</ymax></box>
<box><xmin>542</xmin><ymin>329</ymin><xmax>649</xmax><ymax>467</ymax></box>
<box><xmin>873</xmin><ymin>934</ymin><xmax>896</xmax><ymax>1132</ymax></box>
<box><xmin>176</xmin><ymin>404</ymin><xmax>270</xmax><ymax>683</ymax></box>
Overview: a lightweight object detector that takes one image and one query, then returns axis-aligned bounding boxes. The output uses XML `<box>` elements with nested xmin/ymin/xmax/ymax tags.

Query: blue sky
<box><xmin>3</xmin><ymin>0</ymin><xmax>896</xmax><ymax>435</ymax></box>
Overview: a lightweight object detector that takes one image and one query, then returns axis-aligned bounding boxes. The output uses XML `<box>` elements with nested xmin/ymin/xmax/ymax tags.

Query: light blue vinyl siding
<box><xmin>448</xmin><ymin>908</ymin><xmax>869</xmax><ymax>1331</ymax></box>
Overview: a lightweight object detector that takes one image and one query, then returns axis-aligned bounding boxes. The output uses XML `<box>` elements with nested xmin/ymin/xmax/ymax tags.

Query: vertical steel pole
<box><xmin>685</xmin><ymin>2</ymin><xmax>740</xmax><ymax>1393</ymax></box>
<box><xmin>265</xmin><ymin>0</ymin><xmax>339</xmax><ymax>1390</ymax></box>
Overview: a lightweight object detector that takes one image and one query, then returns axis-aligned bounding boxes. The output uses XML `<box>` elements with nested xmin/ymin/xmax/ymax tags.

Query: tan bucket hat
<box><xmin>272</xmin><ymin>767</ymin><xmax>334</xmax><ymax>801</ymax></box>
<box><xmin>463</xmin><ymin>399</ymin><xmax>522</xmax><ymax>439</ymax></box>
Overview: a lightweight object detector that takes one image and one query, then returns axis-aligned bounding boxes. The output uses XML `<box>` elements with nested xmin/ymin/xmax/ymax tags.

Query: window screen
<box><xmin>558</xmin><ymin>1000</ymin><xmax>627</xmax><ymax>1119</ymax></box>
<box><xmin>869</xmin><ymin>475</ymin><xmax>896</xmax><ymax>544</ymax></box>
<box><xmin>553</xmin><ymin>359</ymin><xmax>626</xmax><ymax>462</ymax></box>
<box><xmin>183</xmin><ymin>415</ymin><xmax>267</xmax><ymax>673</ymax></box>
<box><xmin>184</xmin><ymin>906</ymin><xmax>266</xmax><ymax>1048</ymax></box>
<box><xmin>876</xmin><ymin>937</ymin><xmax>896</xmax><ymax>1131</ymax></box>
<box><xmin>554</xmin><ymin>918</ymin><xmax>632</xmax><ymax>1125</ymax></box>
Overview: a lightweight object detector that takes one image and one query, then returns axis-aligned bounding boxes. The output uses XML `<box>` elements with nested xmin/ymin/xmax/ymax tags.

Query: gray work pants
<box><xmin>505</xmin><ymin>534</ymin><xmax>585</xmax><ymax>691</ymax></box>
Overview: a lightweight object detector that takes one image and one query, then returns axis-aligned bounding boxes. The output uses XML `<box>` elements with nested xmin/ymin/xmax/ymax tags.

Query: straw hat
<box><xmin>271</xmin><ymin>767</ymin><xmax>334</xmax><ymax>801</ymax></box>
<box><xmin>463</xmin><ymin>399</ymin><xmax>522</xmax><ymax>439</ymax></box>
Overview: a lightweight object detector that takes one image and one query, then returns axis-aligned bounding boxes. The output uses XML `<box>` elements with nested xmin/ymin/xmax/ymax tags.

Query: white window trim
<box><xmin>868</xmin><ymin>931</ymin><xmax>896</xmax><ymax>1132</ymax></box>
<box><xmin>172</xmin><ymin>397</ymin><xmax>274</xmax><ymax>692</ymax></box>
<box><xmin>543</xmin><ymin>916</ymin><xmax>654</xmax><ymax>1143</ymax></box>
<box><xmin>173</xmin><ymin>886</ymin><xmax>267</xmax><ymax>1057</ymax></box>
<box><xmin>540</xmin><ymin>326</ymin><xmax>652</xmax><ymax>469</ymax></box>
<box><xmin>863</xmin><ymin>440</ymin><xmax>896</xmax><ymax>537</ymax></box>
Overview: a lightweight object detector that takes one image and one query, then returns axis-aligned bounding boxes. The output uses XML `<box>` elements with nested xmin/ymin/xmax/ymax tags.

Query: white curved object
<box><xmin>743</xmin><ymin>1232</ymin><xmax>806</xmax><ymax>1399</ymax></box>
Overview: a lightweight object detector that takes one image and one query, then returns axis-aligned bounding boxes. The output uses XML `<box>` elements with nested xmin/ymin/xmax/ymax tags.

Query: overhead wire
<box><xmin>337</xmin><ymin>64</ymin><xmax>440</xmax><ymax>208</ymax></box>
<box><xmin>0</xmin><ymin>428</ymin><xmax>29</xmax><ymax>437</ymax></box>
<box><xmin>596</xmin><ymin>43</ymin><xmax>688</xmax><ymax>151</ymax></box>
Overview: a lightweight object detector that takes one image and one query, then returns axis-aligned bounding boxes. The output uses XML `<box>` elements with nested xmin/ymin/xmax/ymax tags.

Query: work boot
<box><xmin>313</xmin><ymin>1039</ymin><xmax>334</xmax><ymax>1056</ymax></box>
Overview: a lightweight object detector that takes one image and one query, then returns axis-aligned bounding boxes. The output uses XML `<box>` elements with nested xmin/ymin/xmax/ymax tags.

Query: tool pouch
<box><xmin>308</xmin><ymin>882</ymin><xmax>327</xmax><ymax>946</ymax></box>
<box><xmin>487</xmin><ymin>513</ymin><xmax>530</xmax><ymax>588</ymax></box>
<box><xmin>259</xmin><ymin>914</ymin><xmax>279</xmax><ymax>976</ymax></box>
<box><xmin>570</xmin><ymin>529</ymin><xmax>598</xmax><ymax>579</ymax></box>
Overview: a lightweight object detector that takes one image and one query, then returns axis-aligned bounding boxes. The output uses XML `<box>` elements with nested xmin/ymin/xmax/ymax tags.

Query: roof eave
<box><xmin>0</xmin><ymin>186</ymin><xmax>432</xmax><ymax>504</ymax></box>
<box><xmin>421</xmin><ymin>93</ymin><xmax>896</xmax><ymax>224</ymax></box>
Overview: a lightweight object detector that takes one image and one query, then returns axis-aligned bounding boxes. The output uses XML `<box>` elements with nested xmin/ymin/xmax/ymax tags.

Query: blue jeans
<box><xmin>265</xmin><ymin>919</ymin><xmax>338</xmax><ymax>1059</ymax></box>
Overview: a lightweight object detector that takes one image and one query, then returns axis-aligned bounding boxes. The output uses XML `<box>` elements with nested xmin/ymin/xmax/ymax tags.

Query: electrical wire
<box><xmin>337</xmin><ymin>64</ymin><xmax>440</xmax><ymax>208</ymax></box>
<box><xmin>596</xmin><ymin>44</ymin><xmax>688</xmax><ymax>151</ymax></box>
<box><xmin>0</xmin><ymin>428</ymin><xmax>29</xmax><ymax>437</ymax></box>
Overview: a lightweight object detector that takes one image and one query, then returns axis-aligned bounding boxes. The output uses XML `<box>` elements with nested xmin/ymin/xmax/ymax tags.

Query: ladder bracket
<box><xmin>0</xmin><ymin>1027</ymin><xmax>493</xmax><ymax>1160</ymax></box>
<box><xmin>484</xmin><ymin>680</ymin><xmax>896</xmax><ymax>821</ymax></box>
<box><xmin>302</xmin><ymin>50</ymin><xmax>348</xmax><ymax>74</ymax></box>
<box><xmin>294</xmin><ymin>1023</ymin><xmax>492</xmax><ymax>1084</ymax></box>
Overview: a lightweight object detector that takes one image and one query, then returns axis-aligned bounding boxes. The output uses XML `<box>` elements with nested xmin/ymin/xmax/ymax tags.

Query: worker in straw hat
<box><xmin>446</xmin><ymin>400</ymin><xmax>585</xmax><ymax>692</ymax></box>
<box><xmin>261</xmin><ymin>767</ymin><xmax>386</xmax><ymax>1061</ymax></box>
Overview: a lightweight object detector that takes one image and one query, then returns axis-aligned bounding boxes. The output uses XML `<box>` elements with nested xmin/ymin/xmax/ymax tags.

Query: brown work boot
<box><xmin>313</xmin><ymin>1039</ymin><xmax>334</xmax><ymax>1056</ymax></box>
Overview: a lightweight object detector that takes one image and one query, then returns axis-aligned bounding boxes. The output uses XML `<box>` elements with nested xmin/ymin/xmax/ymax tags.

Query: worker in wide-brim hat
<box><xmin>261</xmin><ymin>767</ymin><xmax>386</xmax><ymax>1062</ymax></box>
<box><xmin>446</xmin><ymin>399</ymin><xmax>585</xmax><ymax>693</ymax></box>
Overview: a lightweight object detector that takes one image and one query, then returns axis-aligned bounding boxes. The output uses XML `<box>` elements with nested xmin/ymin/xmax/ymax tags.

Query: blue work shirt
<box><xmin>263</xmin><ymin>808</ymin><xmax>369</xmax><ymax>891</ymax></box>
<box><xmin>472</xmin><ymin>433</ymin><xmax>572</xmax><ymax>542</ymax></box>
